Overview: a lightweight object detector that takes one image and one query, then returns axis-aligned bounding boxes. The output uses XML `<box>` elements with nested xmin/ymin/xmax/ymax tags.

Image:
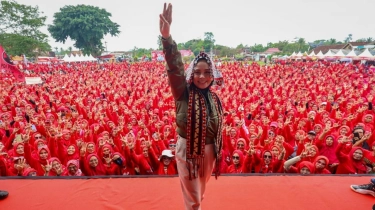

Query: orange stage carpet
<box><xmin>0</xmin><ymin>175</ymin><xmax>374</xmax><ymax>210</ymax></box>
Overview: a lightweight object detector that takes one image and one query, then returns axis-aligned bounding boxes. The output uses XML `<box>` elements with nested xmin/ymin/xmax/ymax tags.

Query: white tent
<box><xmin>333</xmin><ymin>49</ymin><xmax>346</xmax><ymax>58</ymax></box>
<box><xmin>290</xmin><ymin>52</ymin><xmax>296</xmax><ymax>57</ymax></box>
<box><xmin>316</xmin><ymin>51</ymin><xmax>324</xmax><ymax>59</ymax></box>
<box><xmin>62</xmin><ymin>54</ymin><xmax>70</xmax><ymax>62</ymax></box>
<box><xmin>296</xmin><ymin>51</ymin><xmax>303</xmax><ymax>57</ymax></box>
<box><xmin>308</xmin><ymin>51</ymin><xmax>315</xmax><ymax>57</ymax></box>
<box><xmin>88</xmin><ymin>54</ymin><xmax>97</xmax><ymax>61</ymax></box>
<box><xmin>358</xmin><ymin>49</ymin><xmax>374</xmax><ymax>59</ymax></box>
<box><xmin>324</xmin><ymin>50</ymin><xmax>335</xmax><ymax>58</ymax></box>
<box><xmin>70</xmin><ymin>54</ymin><xmax>77</xmax><ymax>62</ymax></box>
<box><xmin>346</xmin><ymin>50</ymin><xmax>358</xmax><ymax>57</ymax></box>
<box><xmin>82</xmin><ymin>54</ymin><xmax>89</xmax><ymax>61</ymax></box>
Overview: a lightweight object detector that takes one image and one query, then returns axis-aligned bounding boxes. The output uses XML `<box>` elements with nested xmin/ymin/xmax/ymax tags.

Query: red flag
<box><xmin>0</xmin><ymin>45</ymin><xmax>25</xmax><ymax>82</ymax></box>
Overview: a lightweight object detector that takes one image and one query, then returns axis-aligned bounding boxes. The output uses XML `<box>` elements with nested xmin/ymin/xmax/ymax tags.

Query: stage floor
<box><xmin>0</xmin><ymin>175</ymin><xmax>373</xmax><ymax>210</ymax></box>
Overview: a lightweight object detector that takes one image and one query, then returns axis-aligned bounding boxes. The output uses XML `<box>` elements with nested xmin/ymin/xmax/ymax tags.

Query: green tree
<box><xmin>48</xmin><ymin>4</ymin><xmax>120</xmax><ymax>56</ymax></box>
<box><xmin>0</xmin><ymin>0</ymin><xmax>51</xmax><ymax>56</ymax></box>
<box><xmin>366</xmin><ymin>37</ymin><xmax>374</xmax><ymax>42</ymax></box>
<box><xmin>203</xmin><ymin>32</ymin><xmax>215</xmax><ymax>52</ymax></box>
<box><xmin>157</xmin><ymin>35</ymin><xmax>163</xmax><ymax>50</ymax></box>
<box><xmin>344</xmin><ymin>34</ymin><xmax>353</xmax><ymax>43</ymax></box>
<box><xmin>251</xmin><ymin>43</ymin><xmax>265</xmax><ymax>52</ymax></box>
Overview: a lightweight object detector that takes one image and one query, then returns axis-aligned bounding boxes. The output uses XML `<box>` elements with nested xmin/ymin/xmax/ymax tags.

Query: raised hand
<box><xmin>159</xmin><ymin>3</ymin><xmax>172</xmax><ymax>38</ymax></box>
<box><xmin>42</xmin><ymin>160</ymin><xmax>52</xmax><ymax>174</ymax></box>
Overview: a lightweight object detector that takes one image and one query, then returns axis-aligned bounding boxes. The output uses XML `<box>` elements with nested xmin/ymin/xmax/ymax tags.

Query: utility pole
<box><xmin>105</xmin><ymin>41</ymin><xmax>108</xmax><ymax>52</ymax></box>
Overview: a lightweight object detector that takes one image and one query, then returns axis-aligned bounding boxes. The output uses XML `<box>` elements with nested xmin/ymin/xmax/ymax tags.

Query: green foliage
<box><xmin>203</xmin><ymin>32</ymin><xmax>215</xmax><ymax>52</ymax></box>
<box><xmin>344</xmin><ymin>34</ymin><xmax>353</xmax><ymax>43</ymax></box>
<box><xmin>157</xmin><ymin>35</ymin><xmax>163</xmax><ymax>50</ymax></box>
<box><xmin>48</xmin><ymin>4</ymin><xmax>120</xmax><ymax>56</ymax></box>
<box><xmin>355</xmin><ymin>37</ymin><xmax>373</xmax><ymax>42</ymax></box>
<box><xmin>132</xmin><ymin>47</ymin><xmax>152</xmax><ymax>59</ymax></box>
<box><xmin>0</xmin><ymin>0</ymin><xmax>51</xmax><ymax>56</ymax></box>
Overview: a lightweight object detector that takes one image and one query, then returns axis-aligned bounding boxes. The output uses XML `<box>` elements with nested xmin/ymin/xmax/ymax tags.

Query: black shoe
<box><xmin>0</xmin><ymin>190</ymin><xmax>8</xmax><ymax>200</ymax></box>
<box><xmin>350</xmin><ymin>182</ymin><xmax>375</xmax><ymax>197</ymax></box>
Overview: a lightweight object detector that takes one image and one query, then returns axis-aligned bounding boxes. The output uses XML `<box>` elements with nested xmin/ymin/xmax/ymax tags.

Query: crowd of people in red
<box><xmin>0</xmin><ymin>60</ymin><xmax>374</xmax><ymax>177</ymax></box>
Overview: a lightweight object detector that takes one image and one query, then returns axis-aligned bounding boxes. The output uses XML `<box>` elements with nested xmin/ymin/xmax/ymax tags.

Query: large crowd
<box><xmin>0</xmin><ymin>60</ymin><xmax>374</xmax><ymax>177</ymax></box>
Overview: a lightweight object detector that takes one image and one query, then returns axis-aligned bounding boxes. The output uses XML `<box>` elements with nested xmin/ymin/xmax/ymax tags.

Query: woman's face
<box><xmin>127</xmin><ymin>134</ymin><xmax>134</xmax><ymax>143</ymax></box>
<box><xmin>102</xmin><ymin>147</ymin><xmax>111</xmax><ymax>156</ymax></box>
<box><xmin>142</xmin><ymin>148</ymin><xmax>148</xmax><ymax>157</ymax></box>
<box><xmin>87</xmin><ymin>144</ymin><xmax>95</xmax><ymax>153</ymax></box>
<box><xmin>326</xmin><ymin>137</ymin><xmax>333</xmax><ymax>146</ymax></box>
<box><xmin>140</xmin><ymin>140</ymin><xmax>146</xmax><ymax>148</ymax></box>
<box><xmin>230</xmin><ymin>129</ymin><xmax>237</xmax><ymax>137</ymax></box>
<box><xmin>52</xmin><ymin>160</ymin><xmax>61</xmax><ymax>172</ymax></box>
<box><xmin>263</xmin><ymin>152</ymin><xmax>272</xmax><ymax>165</ymax></box>
<box><xmin>308</xmin><ymin>148</ymin><xmax>317</xmax><ymax>157</ymax></box>
<box><xmin>232</xmin><ymin>153</ymin><xmax>240</xmax><ymax>165</ymax></box>
<box><xmin>67</xmin><ymin>145</ymin><xmax>75</xmax><ymax>155</ymax></box>
<box><xmin>314</xmin><ymin>126</ymin><xmax>321</xmax><ymax>133</ymax></box>
<box><xmin>89</xmin><ymin>156</ymin><xmax>99</xmax><ymax>167</ymax></box>
<box><xmin>192</xmin><ymin>61</ymin><xmax>213</xmax><ymax>89</ymax></box>
<box><xmin>353</xmin><ymin>149</ymin><xmax>363</xmax><ymax>160</ymax></box>
<box><xmin>162</xmin><ymin>156</ymin><xmax>172</xmax><ymax>166</ymax></box>
<box><xmin>16</xmin><ymin>144</ymin><xmax>24</xmax><ymax>155</ymax></box>
<box><xmin>68</xmin><ymin>164</ymin><xmax>78</xmax><ymax>175</ymax></box>
<box><xmin>63</xmin><ymin>133</ymin><xmax>71</xmax><ymax>140</ymax></box>
<box><xmin>315</xmin><ymin>159</ymin><xmax>326</xmax><ymax>169</ymax></box>
<box><xmin>39</xmin><ymin>149</ymin><xmax>48</xmax><ymax>160</ymax></box>
<box><xmin>236</xmin><ymin>141</ymin><xmax>245</xmax><ymax>151</ymax></box>
<box><xmin>300</xmin><ymin>166</ymin><xmax>311</xmax><ymax>175</ymax></box>
<box><xmin>339</xmin><ymin>128</ymin><xmax>347</xmax><ymax>135</ymax></box>
<box><xmin>271</xmin><ymin>147</ymin><xmax>279</xmax><ymax>157</ymax></box>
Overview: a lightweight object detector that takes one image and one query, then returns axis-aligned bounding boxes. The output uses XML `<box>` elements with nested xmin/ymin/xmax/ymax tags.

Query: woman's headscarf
<box><xmin>67</xmin><ymin>159</ymin><xmax>83</xmax><ymax>176</ymax></box>
<box><xmin>185</xmin><ymin>52</ymin><xmax>224</xmax><ymax>87</ymax></box>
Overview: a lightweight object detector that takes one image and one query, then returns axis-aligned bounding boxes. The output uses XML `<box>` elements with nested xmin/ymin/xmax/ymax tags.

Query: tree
<box><xmin>0</xmin><ymin>0</ymin><xmax>51</xmax><ymax>56</ymax></box>
<box><xmin>203</xmin><ymin>32</ymin><xmax>215</xmax><ymax>52</ymax></box>
<box><xmin>344</xmin><ymin>34</ymin><xmax>353</xmax><ymax>43</ymax></box>
<box><xmin>326</xmin><ymin>38</ymin><xmax>337</xmax><ymax>45</ymax></box>
<box><xmin>366</xmin><ymin>37</ymin><xmax>374</xmax><ymax>42</ymax></box>
<box><xmin>157</xmin><ymin>35</ymin><xmax>163</xmax><ymax>50</ymax></box>
<box><xmin>48</xmin><ymin>5</ymin><xmax>120</xmax><ymax>56</ymax></box>
<box><xmin>251</xmin><ymin>44</ymin><xmax>265</xmax><ymax>53</ymax></box>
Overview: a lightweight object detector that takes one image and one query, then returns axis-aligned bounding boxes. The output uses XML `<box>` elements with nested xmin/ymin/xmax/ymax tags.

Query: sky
<box><xmin>15</xmin><ymin>0</ymin><xmax>375</xmax><ymax>52</ymax></box>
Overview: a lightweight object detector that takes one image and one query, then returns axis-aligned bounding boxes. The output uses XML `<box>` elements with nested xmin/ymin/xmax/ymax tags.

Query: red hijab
<box><xmin>85</xmin><ymin>154</ymin><xmax>107</xmax><ymax>176</ymax></box>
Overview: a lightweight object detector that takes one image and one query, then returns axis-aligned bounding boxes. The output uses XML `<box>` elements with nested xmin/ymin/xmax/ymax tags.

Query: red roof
<box><xmin>264</xmin><ymin>48</ymin><xmax>281</xmax><ymax>53</ymax></box>
<box><xmin>97</xmin><ymin>54</ymin><xmax>114</xmax><ymax>59</ymax></box>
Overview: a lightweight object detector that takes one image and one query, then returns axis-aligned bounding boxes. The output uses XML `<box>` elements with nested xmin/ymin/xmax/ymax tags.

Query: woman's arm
<box><xmin>162</xmin><ymin>36</ymin><xmax>186</xmax><ymax>101</ymax></box>
<box><xmin>160</xmin><ymin>3</ymin><xmax>186</xmax><ymax>101</ymax></box>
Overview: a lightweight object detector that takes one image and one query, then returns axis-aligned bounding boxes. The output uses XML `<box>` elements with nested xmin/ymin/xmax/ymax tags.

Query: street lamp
<box><xmin>105</xmin><ymin>41</ymin><xmax>108</xmax><ymax>52</ymax></box>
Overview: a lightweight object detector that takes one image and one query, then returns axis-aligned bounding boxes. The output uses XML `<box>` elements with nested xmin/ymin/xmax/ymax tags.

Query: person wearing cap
<box><xmin>156</xmin><ymin>149</ymin><xmax>177</xmax><ymax>175</ymax></box>
<box><xmin>160</xmin><ymin>3</ymin><xmax>224</xmax><ymax>209</ymax></box>
<box><xmin>307</xmin><ymin>130</ymin><xmax>317</xmax><ymax>143</ymax></box>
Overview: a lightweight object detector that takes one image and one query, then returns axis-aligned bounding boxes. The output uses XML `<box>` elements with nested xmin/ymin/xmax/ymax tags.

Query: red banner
<box><xmin>0</xmin><ymin>45</ymin><xmax>25</xmax><ymax>82</ymax></box>
<box><xmin>151</xmin><ymin>51</ymin><xmax>165</xmax><ymax>61</ymax></box>
<box><xmin>151</xmin><ymin>50</ymin><xmax>194</xmax><ymax>61</ymax></box>
<box><xmin>180</xmin><ymin>50</ymin><xmax>193</xmax><ymax>57</ymax></box>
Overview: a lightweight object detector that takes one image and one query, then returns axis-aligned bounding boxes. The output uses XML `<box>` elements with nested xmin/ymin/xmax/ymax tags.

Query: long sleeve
<box><xmin>283</xmin><ymin>155</ymin><xmax>301</xmax><ymax>172</ymax></box>
<box><xmin>162</xmin><ymin>36</ymin><xmax>187</xmax><ymax>101</ymax></box>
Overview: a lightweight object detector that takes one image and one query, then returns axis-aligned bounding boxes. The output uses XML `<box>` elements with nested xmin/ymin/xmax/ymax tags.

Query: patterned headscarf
<box><xmin>185</xmin><ymin>52</ymin><xmax>224</xmax><ymax>87</ymax></box>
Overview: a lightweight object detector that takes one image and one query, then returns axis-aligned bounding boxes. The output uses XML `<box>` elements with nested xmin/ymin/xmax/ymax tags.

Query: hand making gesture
<box><xmin>159</xmin><ymin>3</ymin><xmax>172</xmax><ymax>39</ymax></box>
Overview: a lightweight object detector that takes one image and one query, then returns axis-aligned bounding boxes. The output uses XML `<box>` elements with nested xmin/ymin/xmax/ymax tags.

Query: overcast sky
<box><xmin>16</xmin><ymin>0</ymin><xmax>375</xmax><ymax>51</ymax></box>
